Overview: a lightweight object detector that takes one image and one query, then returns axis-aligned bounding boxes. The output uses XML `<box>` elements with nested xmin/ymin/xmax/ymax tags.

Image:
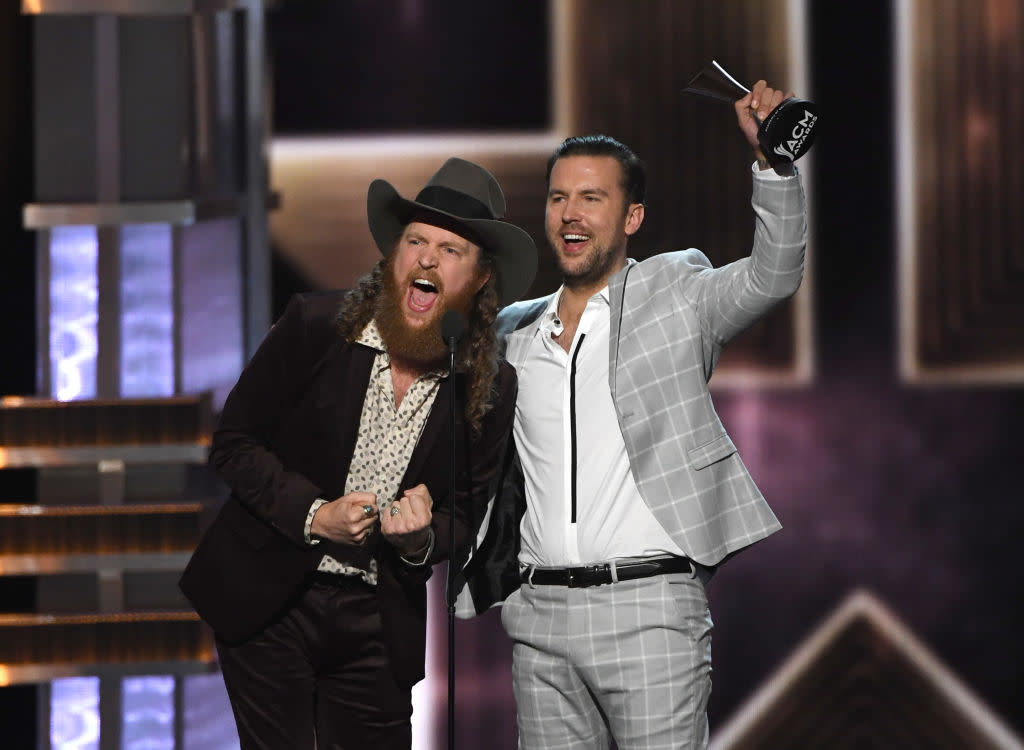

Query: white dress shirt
<box><xmin>515</xmin><ymin>287</ymin><xmax>687</xmax><ymax>567</ymax></box>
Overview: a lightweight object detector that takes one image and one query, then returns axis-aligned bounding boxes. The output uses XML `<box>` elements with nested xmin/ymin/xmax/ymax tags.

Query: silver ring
<box><xmin>361</xmin><ymin>504</ymin><xmax>374</xmax><ymax>518</ymax></box>
<box><xmin>390</xmin><ymin>504</ymin><xmax>401</xmax><ymax>517</ymax></box>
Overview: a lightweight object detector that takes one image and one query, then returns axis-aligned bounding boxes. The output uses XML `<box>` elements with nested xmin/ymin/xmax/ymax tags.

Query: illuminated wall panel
<box><xmin>122</xmin><ymin>676</ymin><xmax>175</xmax><ymax>750</ymax></box>
<box><xmin>178</xmin><ymin>217</ymin><xmax>244</xmax><ymax>409</ymax></box>
<box><xmin>120</xmin><ymin>224</ymin><xmax>174</xmax><ymax>398</ymax></box>
<box><xmin>48</xmin><ymin>226</ymin><xmax>99</xmax><ymax>402</ymax></box>
<box><xmin>897</xmin><ymin>0</ymin><xmax>1024</xmax><ymax>382</ymax></box>
<box><xmin>182</xmin><ymin>673</ymin><xmax>239</xmax><ymax>750</ymax></box>
<box><xmin>50</xmin><ymin>677</ymin><xmax>100</xmax><ymax>750</ymax></box>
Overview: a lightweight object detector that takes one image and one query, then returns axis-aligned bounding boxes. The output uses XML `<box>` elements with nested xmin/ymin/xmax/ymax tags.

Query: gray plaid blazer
<box><xmin>458</xmin><ymin>172</ymin><xmax>806</xmax><ymax>614</ymax></box>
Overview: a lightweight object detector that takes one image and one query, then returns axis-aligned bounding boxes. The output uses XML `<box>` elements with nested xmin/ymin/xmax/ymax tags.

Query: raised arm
<box><xmin>688</xmin><ymin>80</ymin><xmax>808</xmax><ymax>345</ymax></box>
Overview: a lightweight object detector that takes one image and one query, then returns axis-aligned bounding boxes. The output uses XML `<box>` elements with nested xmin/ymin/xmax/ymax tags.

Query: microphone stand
<box><xmin>441</xmin><ymin>310</ymin><xmax>466</xmax><ymax>750</ymax></box>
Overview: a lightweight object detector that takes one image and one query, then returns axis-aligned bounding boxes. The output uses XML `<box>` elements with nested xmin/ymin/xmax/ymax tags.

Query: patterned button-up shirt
<box><xmin>303</xmin><ymin>319</ymin><xmax>444</xmax><ymax>584</ymax></box>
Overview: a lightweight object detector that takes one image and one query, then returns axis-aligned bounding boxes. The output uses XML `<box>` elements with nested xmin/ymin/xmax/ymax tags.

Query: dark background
<box><xmin>267</xmin><ymin>0</ymin><xmax>550</xmax><ymax>134</ymax></box>
<box><xmin>0</xmin><ymin>4</ymin><xmax>38</xmax><ymax>744</ymax></box>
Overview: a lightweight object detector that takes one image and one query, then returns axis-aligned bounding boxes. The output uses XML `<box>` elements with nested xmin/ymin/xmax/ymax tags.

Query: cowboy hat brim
<box><xmin>367</xmin><ymin>178</ymin><xmax>537</xmax><ymax>307</ymax></box>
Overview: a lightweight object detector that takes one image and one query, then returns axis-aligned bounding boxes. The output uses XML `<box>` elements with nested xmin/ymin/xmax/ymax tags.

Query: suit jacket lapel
<box><xmin>504</xmin><ymin>296</ymin><xmax>553</xmax><ymax>370</ymax></box>
<box><xmin>505</xmin><ymin>326</ymin><xmax>536</xmax><ymax>370</ymax></box>
<box><xmin>403</xmin><ymin>375</ymin><xmax>451</xmax><ymax>489</ymax></box>
<box><xmin>314</xmin><ymin>343</ymin><xmax>375</xmax><ymax>493</ymax></box>
<box><xmin>607</xmin><ymin>259</ymin><xmax>636</xmax><ymax>395</ymax></box>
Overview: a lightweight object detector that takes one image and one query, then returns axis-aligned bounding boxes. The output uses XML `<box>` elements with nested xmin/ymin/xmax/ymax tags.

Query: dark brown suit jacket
<box><xmin>179</xmin><ymin>290</ymin><xmax>516</xmax><ymax>688</ymax></box>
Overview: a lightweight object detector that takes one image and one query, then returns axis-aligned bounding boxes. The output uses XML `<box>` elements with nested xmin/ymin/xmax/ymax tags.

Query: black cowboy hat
<box><xmin>367</xmin><ymin>157</ymin><xmax>537</xmax><ymax>307</ymax></box>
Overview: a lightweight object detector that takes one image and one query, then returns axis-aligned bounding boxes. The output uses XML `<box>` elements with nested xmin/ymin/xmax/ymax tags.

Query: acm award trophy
<box><xmin>683</xmin><ymin>60</ymin><xmax>819</xmax><ymax>166</ymax></box>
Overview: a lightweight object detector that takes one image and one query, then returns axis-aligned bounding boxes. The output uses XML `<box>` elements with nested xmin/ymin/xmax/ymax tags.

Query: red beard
<box><xmin>374</xmin><ymin>258</ymin><xmax>478</xmax><ymax>366</ymax></box>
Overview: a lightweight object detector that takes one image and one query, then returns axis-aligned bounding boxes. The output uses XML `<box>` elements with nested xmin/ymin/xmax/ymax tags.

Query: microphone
<box><xmin>441</xmin><ymin>310</ymin><xmax>467</xmax><ymax>353</ymax></box>
<box><xmin>440</xmin><ymin>308</ymin><xmax>466</xmax><ymax>750</ymax></box>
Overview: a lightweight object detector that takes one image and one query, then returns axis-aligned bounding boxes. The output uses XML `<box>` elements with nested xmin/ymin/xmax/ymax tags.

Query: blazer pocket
<box><xmin>687</xmin><ymin>433</ymin><xmax>737</xmax><ymax>470</ymax></box>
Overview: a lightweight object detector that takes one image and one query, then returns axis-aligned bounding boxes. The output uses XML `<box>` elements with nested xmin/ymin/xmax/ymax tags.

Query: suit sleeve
<box><xmin>686</xmin><ymin>169</ymin><xmax>807</xmax><ymax>346</ymax></box>
<box><xmin>208</xmin><ymin>294</ymin><xmax>327</xmax><ymax>545</ymax></box>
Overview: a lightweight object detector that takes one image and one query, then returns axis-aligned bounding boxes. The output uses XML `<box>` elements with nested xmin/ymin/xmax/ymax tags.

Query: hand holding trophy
<box><xmin>683</xmin><ymin>60</ymin><xmax>819</xmax><ymax>166</ymax></box>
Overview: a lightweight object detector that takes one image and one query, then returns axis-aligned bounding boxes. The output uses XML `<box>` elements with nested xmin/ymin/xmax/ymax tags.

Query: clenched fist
<box><xmin>310</xmin><ymin>491</ymin><xmax>378</xmax><ymax>546</ymax></box>
<box><xmin>381</xmin><ymin>484</ymin><xmax>433</xmax><ymax>559</ymax></box>
<box><xmin>734</xmin><ymin>79</ymin><xmax>794</xmax><ymax>166</ymax></box>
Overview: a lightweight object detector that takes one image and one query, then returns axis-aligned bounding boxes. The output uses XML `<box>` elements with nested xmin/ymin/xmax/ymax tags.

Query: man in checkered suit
<box><xmin>459</xmin><ymin>79</ymin><xmax>807</xmax><ymax>749</ymax></box>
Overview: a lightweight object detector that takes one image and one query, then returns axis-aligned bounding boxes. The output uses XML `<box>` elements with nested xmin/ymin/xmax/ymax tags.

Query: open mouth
<box><xmin>562</xmin><ymin>232</ymin><xmax>590</xmax><ymax>251</ymax></box>
<box><xmin>407</xmin><ymin>278</ymin><xmax>440</xmax><ymax>313</ymax></box>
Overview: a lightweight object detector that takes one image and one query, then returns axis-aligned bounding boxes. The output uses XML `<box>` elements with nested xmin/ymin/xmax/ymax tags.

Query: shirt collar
<box><xmin>539</xmin><ymin>285</ymin><xmax>610</xmax><ymax>336</ymax></box>
<box><xmin>356</xmin><ymin>319</ymin><xmax>386</xmax><ymax>351</ymax></box>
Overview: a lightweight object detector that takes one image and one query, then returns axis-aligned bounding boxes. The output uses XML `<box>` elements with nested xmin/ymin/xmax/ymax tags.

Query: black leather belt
<box><xmin>521</xmin><ymin>556</ymin><xmax>693</xmax><ymax>588</ymax></box>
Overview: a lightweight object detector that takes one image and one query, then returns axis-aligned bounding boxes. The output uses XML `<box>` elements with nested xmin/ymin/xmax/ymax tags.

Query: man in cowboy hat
<box><xmin>180</xmin><ymin>157</ymin><xmax>537</xmax><ymax>749</ymax></box>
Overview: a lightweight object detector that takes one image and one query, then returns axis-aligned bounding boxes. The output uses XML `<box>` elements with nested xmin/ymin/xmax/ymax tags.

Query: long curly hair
<box><xmin>335</xmin><ymin>257</ymin><xmax>501</xmax><ymax>439</ymax></box>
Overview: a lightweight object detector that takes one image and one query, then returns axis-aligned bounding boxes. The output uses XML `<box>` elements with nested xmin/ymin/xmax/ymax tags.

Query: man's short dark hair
<box><xmin>546</xmin><ymin>134</ymin><xmax>646</xmax><ymax>206</ymax></box>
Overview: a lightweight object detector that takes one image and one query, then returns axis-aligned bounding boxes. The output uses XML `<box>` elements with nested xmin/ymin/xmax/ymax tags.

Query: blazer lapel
<box><xmin>313</xmin><ymin>343</ymin><xmax>375</xmax><ymax>493</ymax></box>
<box><xmin>607</xmin><ymin>259</ymin><xmax>636</xmax><ymax>395</ymax></box>
<box><xmin>403</xmin><ymin>375</ymin><xmax>452</xmax><ymax>489</ymax></box>
<box><xmin>504</xmin><ymin>296</ymin><xmax>553</xmax><ymax>370</ymax></box>
<box><xmin>505</xmin><ymin>326</ymin><xmax>537</xmax><ymax>370</ymax></box>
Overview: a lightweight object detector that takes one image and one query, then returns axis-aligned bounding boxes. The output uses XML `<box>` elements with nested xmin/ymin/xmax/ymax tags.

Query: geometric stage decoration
<box><xmin>710</xmin><ymin>590</ymin><xmax>1024</xmax><ymax>750</ymax></box>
